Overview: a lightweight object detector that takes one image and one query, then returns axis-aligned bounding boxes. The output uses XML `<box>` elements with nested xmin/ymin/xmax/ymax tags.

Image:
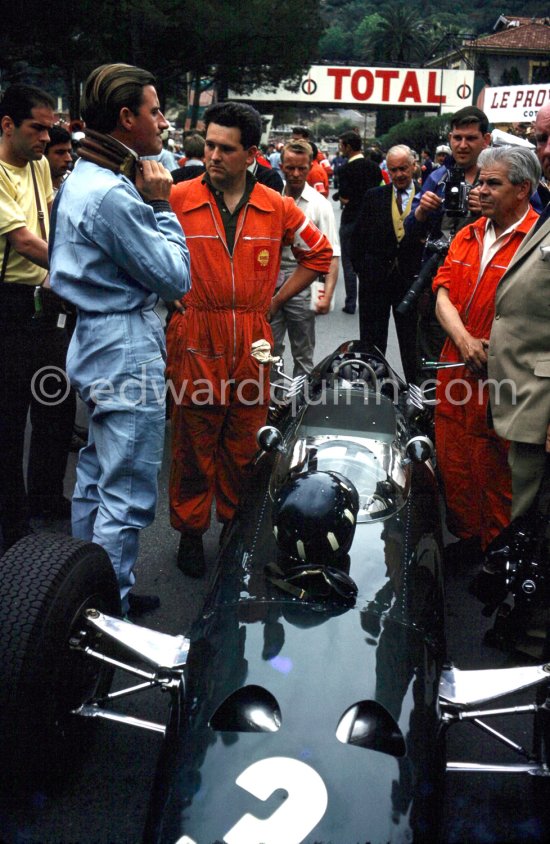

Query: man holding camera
<box><xmin>433</xmin><ymin>146</ymin><xmax>540</xmax><ymax>556</ymax></box>
<box><xmin>405</xmin><ymin>106</ymin><xmax>491</xmax><ymax>375</ymax></box>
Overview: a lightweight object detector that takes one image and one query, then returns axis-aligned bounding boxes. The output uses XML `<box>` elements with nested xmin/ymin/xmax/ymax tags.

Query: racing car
<box><xmin>1</xmin><ymin>341</ymin><xmax>549</xmax><ymax>844</ymax></box>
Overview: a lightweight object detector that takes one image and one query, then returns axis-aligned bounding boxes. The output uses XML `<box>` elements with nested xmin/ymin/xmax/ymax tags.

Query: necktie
<box><xmin>396</xmin><ymin>189</ymin><xmax>404</xmax><ymax>214</ymax></box>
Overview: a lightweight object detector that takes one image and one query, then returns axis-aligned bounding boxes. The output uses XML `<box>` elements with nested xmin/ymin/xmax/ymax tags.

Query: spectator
<box><xmin>249</xmin><ymin>150</ymin><xmax>284</xmax><ymax>193</ymax></box>
<box><xmin>268</xmin><ymin>142</ymin><xmax>282</xmax><ymax>175</ymax></box>
<box><xmin>291</xmin><ymin>126</ymin><xmax>311</xmax><ymax>140</ymax></box>
<box><xmin>331</xmin><ymin>150</ymin><xmax>346</xmax><ymax>189</ymax></box>
<box><xmin>271</xmin><ymin>139</ymin><xmax>340</xmax><ymax>376</ymax></box>
<box><xmin>405</xmin><ymin>106</ymin><xmax>491</xmax><ymax>377</ymax></box>
<box><xmin>306</xmin><ymin>141</ymin><xmax>329</xmax><ymax>198</ymax></box>
<box><xmin>49</xmin><ymin>63</ymin><xmax>190</xmax><ymax>615</ymax></box>
<box><xmin>337</xmin><ymin>130</ymin><xmax>382</xmax><ymax>314</ymax></box>
<box><xmin>171</xmin><ymin>133</ymin><xmax>205</xmax><ymax>184</ymax></box>
<box><xmin>420</xmin><ymin>147</ymin><xmax>434</xmax><ymax>183</ymax></box>
<box><xmin>352</xmin><ymin>145</ymin><xmax>423</xmax><ymax>384</ymax></box>
<box><xmin>433</xmin><ymin>145</ymin><xmax>540</xmax><ymax>555</ymax></box>
<box><xmin>434</xmin><ymin>144</ymin><xmax>451</xmax><ymax>167</ymax></box>
<box><xmin>167</xmin><ymin>102</ymin><xmax>332</xmax><ymax>577</ymax></box>
<box><xmin>45</xmin><ymin>124</ymin><xmax>72</xmax><ymax>193</ymax></box>
<box><xmin>0</xmin><ymin>83</ymin><xmax>74</xmax><ymax>551</ymax></box>
<box><xmin>488</xmin><ymin>108</ymin><xmax>550</xmax><ymax>519</ymax></box>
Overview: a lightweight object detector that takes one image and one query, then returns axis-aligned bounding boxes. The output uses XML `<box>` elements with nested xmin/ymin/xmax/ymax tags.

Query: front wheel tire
<box><xmin>0</xmin><ymin>533</ymin><xmax>120</xmax><ymax>780</ymax></box>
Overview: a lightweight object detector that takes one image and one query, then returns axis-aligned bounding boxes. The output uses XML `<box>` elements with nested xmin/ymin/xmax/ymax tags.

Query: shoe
<box><xmin>177</xmin><ymin>532</ymin><xmax>205</xmax><ymax>578</ymax></box>
<box><xmin>342</xmin><ymin>306</ymin><xmax>356</xmax><ymax>314</ymax></box>
<box><xmin>28</xmin><ymin>495</ymin><xmax>72</xmax><ymax>520</ymax></box>
<box><xmin>444</xmin><ymin>536</ymin><xmax>483</xmax><ymax>567</ymax></box>
<box><xmin>127</xmin><ymin>593</ymin><xmax>161</xmax><ymax>618</ymax></box>
<box><xmin>70</xmin><ymin>432</ymin><xmax>87</xmax><ymax>452</ymax></box>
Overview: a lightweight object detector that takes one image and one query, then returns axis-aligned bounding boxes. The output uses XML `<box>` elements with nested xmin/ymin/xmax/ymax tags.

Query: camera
<box><xmin>443</xmin><ymin>166</ymin><xmax>471</xmax><ymax>217</ymax></box>
<box><xmin>395</xmin><ymin>234</ymin><xmax>451</xmax><ymax>316</ymax></box>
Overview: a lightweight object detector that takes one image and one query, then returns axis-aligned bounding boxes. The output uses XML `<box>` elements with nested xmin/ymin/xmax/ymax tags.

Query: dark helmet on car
<box><xmin>272</xmin><ymin>470</ymin><xmax>359</xmax><ymax>564</ymax></box>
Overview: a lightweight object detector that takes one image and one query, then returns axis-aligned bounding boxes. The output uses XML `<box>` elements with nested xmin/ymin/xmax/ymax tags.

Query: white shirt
<box><xmin>480</xmin><ymin>207</ymin><xmax>530</xmax><ymax>277</ymax></box>
<box><xmin>279</xmin><ymin>181</ymin><xmax>340</xmax><ymax>278</ymax></box>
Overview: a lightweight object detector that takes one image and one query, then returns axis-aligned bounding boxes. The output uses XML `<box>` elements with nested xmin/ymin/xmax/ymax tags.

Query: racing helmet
<box><xmin>272</xmin><ymin>470</ymin><xmax>359</xmax><ymax>565</ymax></box>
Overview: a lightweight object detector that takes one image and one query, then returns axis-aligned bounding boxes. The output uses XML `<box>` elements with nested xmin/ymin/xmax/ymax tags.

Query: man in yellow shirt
<box><xmin>0</xmin><ymin>84</ymin><xmax>73</xmax><ymax>551</ymax></box>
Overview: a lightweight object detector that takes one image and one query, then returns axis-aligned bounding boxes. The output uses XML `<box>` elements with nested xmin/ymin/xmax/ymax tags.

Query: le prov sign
<box><xmin>480</xmin><ymin>84</ymin><xmax>550</xmax><ymax>123</ymax></box>
<box><xmin>231</xmin><ymin>66</ymin><xmax>474</xmax><ymax>111</ymax></box>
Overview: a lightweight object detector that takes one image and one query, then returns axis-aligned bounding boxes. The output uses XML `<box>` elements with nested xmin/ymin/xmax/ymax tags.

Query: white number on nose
<box><xmin>224</xmin><ymin>756</ymin><xmax>328</xmax><ymax>844</ymax></box>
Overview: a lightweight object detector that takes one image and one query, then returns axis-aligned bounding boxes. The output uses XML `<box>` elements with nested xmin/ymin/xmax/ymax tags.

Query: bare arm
<box><xmin>269</xmin><ymin>265</ymin><xmax>318</xmax><ymax>320</ymax></box>
<box><xmin>435</xmin><ymin>287</ymin><xmax>488</xmax><ymax>373</ymax></box>
<box><xmin>315</xmin><ymin>257</ymin><xmax>339</xmax><ymax>315</ymax></box>
<box><xmin>7</xmin><ymin>226</ymin><xmax>49</xmax><ymax>269</ymax></box>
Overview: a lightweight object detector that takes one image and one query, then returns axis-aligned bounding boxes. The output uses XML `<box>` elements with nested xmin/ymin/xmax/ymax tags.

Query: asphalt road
<box><xmin>2</xmin><ymin>199</ymin><xmax>549</xmax><ymax>843</ymax></box>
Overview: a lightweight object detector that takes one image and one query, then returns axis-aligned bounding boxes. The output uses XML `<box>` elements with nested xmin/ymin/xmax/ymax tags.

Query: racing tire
<box><xmin>0</xmin><ymin>533</ymin><xmax>120</xmax><ymax>782</ymax></box>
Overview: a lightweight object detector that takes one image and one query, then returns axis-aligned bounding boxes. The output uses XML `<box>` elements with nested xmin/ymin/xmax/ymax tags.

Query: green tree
<box><xmin>3</xmin><ymin>0</ymin><xmax>326</xmax><ymax>118</ymax></box>
<box><xmin>353</xmin><ymin>13</ymin><xmax>384</xmax><ymax>62</ymax></box>
<box><xmin>318</xmin><ymin>25</ymin><xmax>353</xmax><ymax>60</ymax></box>
<box><xmin>367</xmin><ymin>3</ymin><xmax>428</xmax><ymax>65</ymax></box>
<box><xmin>377</xmin><ymin>112</ymin><xmax>453</xmax><ymax>152</ymax></box>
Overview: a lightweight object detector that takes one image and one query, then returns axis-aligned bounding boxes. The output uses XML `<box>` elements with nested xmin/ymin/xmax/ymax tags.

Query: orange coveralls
<box><xmin>167</xmin><ymin>177</ymin><xmax>332</xmax><ymax>534</ymax></box>
<box><xmin>307</xmin><ymin>160</ymin><xmax>330</xmax><ymax>197</ymax></box>
<box><xmin>432</xmin><ymin>209</ymin><xmax>538</xmax><ymax>548</ymax></box>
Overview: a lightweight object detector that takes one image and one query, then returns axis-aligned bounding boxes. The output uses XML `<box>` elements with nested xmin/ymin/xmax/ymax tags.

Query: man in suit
<box><xmin>351</xmin><ymin>145</ymin><xmax>423</xmax><ymax>383</ymax></box>
<box><xmin>488</xmin><ymin>157</ymin><xmax>550</xmax><ymax>519</ymax></box>
<box><xmin>337</xmin><ymin>130</ymin><xmax>382</xmax><ymax>314</ymax></box>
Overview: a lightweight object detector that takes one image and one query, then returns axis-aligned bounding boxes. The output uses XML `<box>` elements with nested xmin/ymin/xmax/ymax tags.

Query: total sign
<box><xmin>232</xmin><ymin>66</ymin><xmax>474</xmax><ymax>112</ymax></box>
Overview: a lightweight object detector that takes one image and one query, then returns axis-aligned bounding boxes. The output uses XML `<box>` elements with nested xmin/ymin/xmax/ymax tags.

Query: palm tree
<box><xmin>367</xmin><ymin>3</ymin><xmax>429</xmax><ymax>65</ymax></box>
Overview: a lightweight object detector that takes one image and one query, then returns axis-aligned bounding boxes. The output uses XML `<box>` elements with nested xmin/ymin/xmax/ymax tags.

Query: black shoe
<box><xmin>342</xmin><ymin>305</ymin><xmax>356</xmax><ymax>314</ymax></box>
<box><xmin>127</xmin><ymin>592</ymin><xmax>161</xmax><ymax>618</ymax></box>
<box><xmin>444</xmin><ymin>536</ymin><xmax>483</xmax><ymax>567</ymax></box>
<box><xmin>70</xmin><ymin>432</ymin><xmax>87</xmax><ymax>452</ymax></box>
<box><xmin>28</xmin><ymin>495</ymin><xmax>72</xmax><ymax>520</ymax></box>
<box><xmin>177</xmin><ymin>532</ymin><xmax>205</xmax><ymax>578</ymax></box>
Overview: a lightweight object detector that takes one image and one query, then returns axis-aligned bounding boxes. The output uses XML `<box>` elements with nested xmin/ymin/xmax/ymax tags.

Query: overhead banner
<box><xmin>231</xmin><ymin>65</ymin><xmax>474</xmax><ymax>111</ymax></box>
<box><xmin>479</xmin><ymin>83</ymin><xmax>550</xmax><ymax>123</ymax></box>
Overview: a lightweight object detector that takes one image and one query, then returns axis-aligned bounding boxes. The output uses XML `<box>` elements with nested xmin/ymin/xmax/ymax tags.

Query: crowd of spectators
<box><xmin>1</xmin><ymin>63</ymin><xmax>549</xmax><ymax>622</ymax></box>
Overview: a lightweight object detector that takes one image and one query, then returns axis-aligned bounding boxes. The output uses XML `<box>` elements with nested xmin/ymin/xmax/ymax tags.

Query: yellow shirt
<box><xmin>0</xmin><ymin>156</ymin><xmax>52</xmax><ymax>285</ymax></box>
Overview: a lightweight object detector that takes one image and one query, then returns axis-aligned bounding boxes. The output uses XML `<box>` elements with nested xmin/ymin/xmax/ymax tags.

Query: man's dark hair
<box><xmin>81</xmin><ymin>63</ymin><xmax>156</xmax><ymax>134</ymax></box>
<box><xmin>45</xmin><ymin>125</ymin><xmax>71</xmax><ymax>151</ymax></box>
<box><xmin>204</xmin><ymin>102</ymin><xmax>262</xmax><ymax>149</ymax></box>
<box><xmin>183</xmin><ymin>133</ymin><xmax>205</xmax><ymax>159</ymax></box>
<box><xmin>0</xmin><ymin>84</ymin><xmax>55</xmax><ymax>130</ymax></box>
<box><xmin>366</xmin><ymin>147</ymin><xmax>383</xmax><ymax>165</ymax></box>
<box><xmin>451</xmin><ymin>106</ymin><xmax>489</xmax><ymax>135</ymax></box>
<box><xmin>292</xmin><ymin>125</ymin><xmax>311</xmax><ymax>139</ymax></box>
<box><xmin>339</xmin><ymin>130</ymin><xmax>362</xmax><ymax>152</ymax></box>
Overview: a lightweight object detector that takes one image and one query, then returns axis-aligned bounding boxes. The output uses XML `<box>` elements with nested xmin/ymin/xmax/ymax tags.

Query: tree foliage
<box><xmin>377</xmin><ymin>112</ymin><xmax>453</xmax><ymax>152</ymax></box>
<box><xmin>2</xmin><ymin>0</ymin><xmax>326</xmax><ymax>117</ymax></box>
<box><xmin>319</xmin><ymin>0</ymin><xmax>550</xmax><ymax>63</ymax></box>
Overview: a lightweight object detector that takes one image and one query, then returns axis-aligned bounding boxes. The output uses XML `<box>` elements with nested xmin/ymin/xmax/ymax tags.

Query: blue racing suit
<box><xmin>50</xmin><ymin>159</ymin><xmax>190</xmax><ymax>609</ymax></box>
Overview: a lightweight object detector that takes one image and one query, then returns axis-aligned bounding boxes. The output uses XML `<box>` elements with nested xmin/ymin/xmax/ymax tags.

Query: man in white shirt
<box><xmin>271</xmin><ymin>139</ymin><xmax>340</xmax><ymax>377</ymax></box>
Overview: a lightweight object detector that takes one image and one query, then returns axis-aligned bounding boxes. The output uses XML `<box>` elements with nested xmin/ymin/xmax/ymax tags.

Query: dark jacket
<box><xmin>338</xmin><ymin>156</ymin><xmax>382</xmax><ymax>224</ymax></box>
<box><xmin>351</xmin><ymin>181</ymin><xmax>424</xmax><ymax>281</ymax></box>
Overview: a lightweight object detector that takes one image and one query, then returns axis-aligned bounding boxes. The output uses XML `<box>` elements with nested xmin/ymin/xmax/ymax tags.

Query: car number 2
<box><xmin>224</xmin><ymin>756</ymin><xmax>328</xmax><ymax>844</ymax></box>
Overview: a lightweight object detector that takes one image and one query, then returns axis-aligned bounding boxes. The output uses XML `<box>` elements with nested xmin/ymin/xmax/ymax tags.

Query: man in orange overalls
<box><xmin>168</xmin><ymin>102</ymin><xmax>332</xmax><ymax>576</ymax></box>
<box><xmin>432</xmin><ymin>145</ymin><xmax>540</xmax><ymax>557</ymax></box>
